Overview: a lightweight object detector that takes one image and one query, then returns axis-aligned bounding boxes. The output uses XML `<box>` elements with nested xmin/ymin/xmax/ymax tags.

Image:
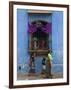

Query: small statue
<box><xmin>29</xmin><ymin>54</ymin><xmax>35</xmax><ymax>74</ymax></box>
<box><xmin>33</xmin><ymin>37</ymin><xmax>38</xmax><ymax>49</ymax></box>
<box><xmin>41</xmin><ymin>40</ymin><xmax>46</xmax><ymax>49</ymax></box>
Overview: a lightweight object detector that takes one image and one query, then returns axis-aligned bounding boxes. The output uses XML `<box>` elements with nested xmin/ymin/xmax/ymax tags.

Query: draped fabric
<box><xmin>28</xmin><ymin>23</ymin><xmax>52</xmax><ymax>34</ymax></box>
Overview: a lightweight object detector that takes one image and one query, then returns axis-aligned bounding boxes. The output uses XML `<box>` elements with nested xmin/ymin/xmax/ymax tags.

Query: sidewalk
<box><xmin>17</xmin><ymin>72</ymin><xmax>63</xmax><ymax>80</ymax></box>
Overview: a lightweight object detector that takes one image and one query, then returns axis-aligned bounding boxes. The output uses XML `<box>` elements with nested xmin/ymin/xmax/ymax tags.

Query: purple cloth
<box><xmin>28</xmin><ymin>23</ymin><xmax>52</xmax><ymax>34</ymax></box>
<box><xmin>28</xmin><ymin>23</ymin><xmax>37</xmax><ymax>34</ymax></box>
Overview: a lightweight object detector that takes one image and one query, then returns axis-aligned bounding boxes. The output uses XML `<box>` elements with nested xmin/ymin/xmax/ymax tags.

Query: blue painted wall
<box><xmin>52</xmin><ymin>11</ymin><xmax>63</xmax><ymax>64</ymax></box>
<box><xmin>52</xmin><ymin>11</ymin><xmax>63</xmax><ymax>73</ymax></box>
<box><xmin>28</xmin><ymin>13</ymin><xmax>52</xmax><ymax>23</ymax></box>
<box><xmin>17</xmin><ymin>9</ymin><xmax>63</xmax><ymax>74</ymax></box>
<box><xmin>17</xmin><ymin>9</ymin><xmax>30</xmax><ymax>73</ymax></box>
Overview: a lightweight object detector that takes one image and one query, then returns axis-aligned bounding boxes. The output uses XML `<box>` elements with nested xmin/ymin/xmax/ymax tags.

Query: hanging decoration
<box><xmin>28</xmin><ymin>21</ymin><xmax>52</xmax><ymax>34</ymax></box>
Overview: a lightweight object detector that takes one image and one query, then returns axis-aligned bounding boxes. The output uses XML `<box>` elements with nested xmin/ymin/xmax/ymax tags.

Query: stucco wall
<box><xmin>52</xmin><ymin>11</ymin><xmax>63</xmax><ymax>73</ymax></box>
<box><xmin>17</xmin><ymin>9</ymin><xmax>30</xmax><ymax>73</ymax></box>
<box><xmin>17</xmin><ymin>9</ymin><xmax>63</xmax><ymax>74</ymax></box>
